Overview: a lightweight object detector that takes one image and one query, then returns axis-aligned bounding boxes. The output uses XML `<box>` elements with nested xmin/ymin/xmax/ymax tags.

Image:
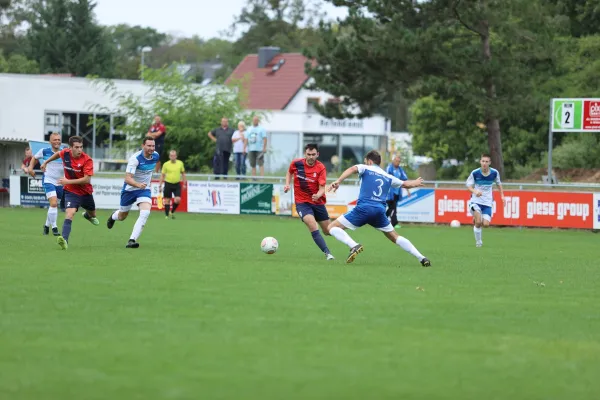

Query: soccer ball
<box><xmin>261</xmin><ymin>237</ymin><xmax>278</xmax><ymax>254</ymax></box>
<box><xmin>450</xmin><ymin>220</ymin><xmax>461</xmax><ymax>228</ymax></box>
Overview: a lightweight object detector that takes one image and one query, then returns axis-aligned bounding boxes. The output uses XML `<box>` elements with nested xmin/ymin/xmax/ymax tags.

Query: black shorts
<box><xmin>296</xmin><ymin>202</ymin><xmax>330</xmax><ymax>222</ymax></box>
<box><xmin>64</xmin><ymin>190</ymin><xmax>96</xmax><ymax>211</ymax></box>
<box><xmin>163</xmin><ymin>182</ymin><xmax>181</xmax><ymax>198</ymax></box>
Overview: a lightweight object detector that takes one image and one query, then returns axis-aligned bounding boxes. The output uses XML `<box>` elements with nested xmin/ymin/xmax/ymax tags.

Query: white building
<box><xmin>226</xmin><ymin>47</ymin><xmax>390</xmax><ymax>173</ymax></box>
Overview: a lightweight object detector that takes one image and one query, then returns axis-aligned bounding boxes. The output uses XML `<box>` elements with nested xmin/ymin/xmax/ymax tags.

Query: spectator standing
<box><xmin>232</xmin><ymin>121</ymin><xmax>247</xmax><ymax>179</ymax></box>
<box><xmin>385</xmin><ymin>154</ymin><xmax>410</xmax><ymax>228</ymax></box>
<box><xmin>208</xmin><ymin>117</ymin><xmax>235</xmax><ymax>179</ymax></box>
<box><xmin>148</xmin><ymin>115</ymin><xmax>166</xmax><ymax>173</ymax></box>
<box><xmin>245</xmin><ymin>116</ymin><xmax>267</xmax><ymax>178</ymax></box>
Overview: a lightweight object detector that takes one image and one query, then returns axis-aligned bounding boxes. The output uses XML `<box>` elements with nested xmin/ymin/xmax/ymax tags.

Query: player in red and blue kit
<box><xmin>40</xmin><ymin>136</ymin><xmax>99</xmax><ymax>250</ymax></box>
<box><xmin>327</xmin><ymin>150</ymin><xmax>431</xmax><ymax>266</ymax></box>
<box><xmin>284</xmin><ymin>143</ymin><xmax>335</xmax><ymax>260</ymax></box>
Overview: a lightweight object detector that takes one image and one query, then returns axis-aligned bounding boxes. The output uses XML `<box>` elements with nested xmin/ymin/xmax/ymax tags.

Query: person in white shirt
<box><xmin>231</xmin><ymin>121</ymin><xmax>247</xmax><ymax>179</ymax></box>
<box><xmin>466</xmin><ymin>153</ymin><xmax>505</xmax><ymax>247</ymax></box>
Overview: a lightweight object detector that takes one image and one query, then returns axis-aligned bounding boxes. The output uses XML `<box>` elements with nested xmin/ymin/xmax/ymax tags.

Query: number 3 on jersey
<box><xmin>373</xmin><ymin>179</ymin><xmax>384</xmax><ymax>197</ymax></box>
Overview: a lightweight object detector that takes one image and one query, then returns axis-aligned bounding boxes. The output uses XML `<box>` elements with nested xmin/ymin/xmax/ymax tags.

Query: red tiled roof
<box><xmin>226</xmin><ymin>53</ymin><xmax>311</xmax><ymax>110</ymax></box>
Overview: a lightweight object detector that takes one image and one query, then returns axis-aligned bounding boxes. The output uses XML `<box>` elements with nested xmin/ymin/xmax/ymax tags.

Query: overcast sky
<box><xmin>95</xmin><ymin>0</ymin><xmax>348</xmax><ymax>40</ymax></box>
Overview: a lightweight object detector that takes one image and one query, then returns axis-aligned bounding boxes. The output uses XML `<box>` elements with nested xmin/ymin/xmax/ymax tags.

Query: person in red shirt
<box><xmin>284</xmin><ymin>143</ymin><xmax>334</xmax><ymax>260</ymax></box>
<box><xmin>41</xmin><ymin>136</ymin><xmax>98</xmax><ymax>250</ymax></box>
<box><xmin>20</xmin><ymin>147</ymin><xmax>32</xmax><ymax>174</ymax></box>
<box><xmin>148</xmin><ymin>115</ymin><xmax>166</xmax><ymax>172</ymax></box>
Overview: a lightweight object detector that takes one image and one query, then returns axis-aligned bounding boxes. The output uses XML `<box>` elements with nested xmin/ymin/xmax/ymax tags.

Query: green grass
<box><xmin>1</xmin><ymin>208</ymin><xmax>599</xmax><ymax>400</ymax></box>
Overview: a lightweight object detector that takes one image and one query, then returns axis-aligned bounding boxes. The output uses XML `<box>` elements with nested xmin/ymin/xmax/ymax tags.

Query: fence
<box><xmin>7</xmin><ymin>173</ymin><xmax>600</xmax><ymax>230</ymax></box>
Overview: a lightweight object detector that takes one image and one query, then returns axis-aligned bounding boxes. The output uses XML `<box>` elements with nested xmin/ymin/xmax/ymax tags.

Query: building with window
<box><xmin>226</xmin><ymin>47</ymin><xmax>390</xmax><ymax>174</ymax></box>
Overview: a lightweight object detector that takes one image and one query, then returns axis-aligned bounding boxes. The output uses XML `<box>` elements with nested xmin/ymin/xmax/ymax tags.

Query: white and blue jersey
<box><xmin>338</xmin><ymin>164</ymin><xmax>404</xmax><ymax>232</ymax></box>
<box><xmin>120</xmin><ymin>150</ymin><xmax>159</xmax><ymax>210</ymax></box>
<box><xmin>466</xmin><ymin>167</ymin><xmax>501</xmax><ymax>220</ymax></box>
<box><xmin>34</xmin><ymin>147</ymin><xmax>64</xmax><ymax>199</ymax></box>
<box><xmin>466</xmin><ymin>168</ymin><xmax>501</xmax><ymax>208</ymax></box>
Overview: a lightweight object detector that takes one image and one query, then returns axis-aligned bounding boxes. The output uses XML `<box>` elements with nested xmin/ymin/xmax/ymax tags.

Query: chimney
<box><xmin>258</xmin><ymin>47</ymin><xmax>280</xmax><ymax>68</ymax></box>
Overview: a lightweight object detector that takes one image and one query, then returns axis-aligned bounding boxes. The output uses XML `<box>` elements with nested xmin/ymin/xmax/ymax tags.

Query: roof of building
<box><xmin>226</xmin><ymin>52</ymin><xmax>312</xmax><ymax>110</ymax></box>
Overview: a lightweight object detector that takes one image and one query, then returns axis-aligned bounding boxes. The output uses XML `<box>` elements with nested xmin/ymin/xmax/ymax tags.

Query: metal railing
<box><xmin>88</xmin><ymin>172</ymin><xmax>600</xmax><ymax>191</ymax></box>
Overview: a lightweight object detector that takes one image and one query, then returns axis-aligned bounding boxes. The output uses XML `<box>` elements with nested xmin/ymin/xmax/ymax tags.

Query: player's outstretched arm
<box><xmin>328</xmin><ymin>166</ymin><xmax>358</xmax><ymax>192</ymax></box>
<box><xmin>402</xmin><ymin>177</ymin><xmax>424</xmax><ymax>189</ymax></box>
<box><xmin>40</xmin><ymin>151</ymin><xmax>60</xmax><ymax>171</ymax></box>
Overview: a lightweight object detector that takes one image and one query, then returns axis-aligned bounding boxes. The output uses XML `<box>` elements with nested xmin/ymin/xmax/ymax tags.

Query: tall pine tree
<box><xmin>27</xmin><ymin>0</ymin><xmax>115</xmax><ymax>77</ymax></box>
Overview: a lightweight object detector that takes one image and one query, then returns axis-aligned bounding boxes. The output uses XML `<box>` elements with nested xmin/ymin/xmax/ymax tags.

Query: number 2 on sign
<box><xmin>562</xmin><ymin>103</ymin><xmax>574</xmax><ymax>128</ymax></box>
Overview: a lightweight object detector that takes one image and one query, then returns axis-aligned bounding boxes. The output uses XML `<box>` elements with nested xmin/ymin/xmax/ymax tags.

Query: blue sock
<box><xmin>62</xmin><ymin>219</ymin><xmax>72</xmax><ymax>242</ymax></box>
<box><xmin>311</xmin><ymin>230</ymin><xmax>330</xmax><ymax>254</ymax></box>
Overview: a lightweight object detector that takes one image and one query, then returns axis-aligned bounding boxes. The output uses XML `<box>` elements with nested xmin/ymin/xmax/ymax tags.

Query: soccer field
<box><xmin>1</xmin><ymin>208</ymin><xmax>599</xmax><ymax>400</ymax></box>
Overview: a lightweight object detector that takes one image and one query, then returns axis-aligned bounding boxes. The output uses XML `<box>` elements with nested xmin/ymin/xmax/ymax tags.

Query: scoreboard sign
<box><xmin>552</xmin><ymin>98</ymin><xmax>600</xmax><ymax>132</ymax></box>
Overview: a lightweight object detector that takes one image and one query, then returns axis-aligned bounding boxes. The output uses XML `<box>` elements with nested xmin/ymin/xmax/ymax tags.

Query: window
<box><xmin>306</xmin><ymin>98</ymin><xmax>320</xmax><ymax>114</ymax></box>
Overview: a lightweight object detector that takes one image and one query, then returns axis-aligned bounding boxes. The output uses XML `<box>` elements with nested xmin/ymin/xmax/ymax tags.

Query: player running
<box><xmin>40</xmin><ymin>136</ymin><xmax>99</xmax><ymax>250</ymax></box>
<box><xmin>327</xmin><ymin>150</ymin><xmax>431</xmax><ymax>266</ymax></box>
<box><xmin>28</xmin><ymin>132</ymin><xmax>64</xmax><ymax>236</ymax></box>
<box><xmin>466</xmin><ymin>153</ymin><xmax>505</xmax><ymax>247</ymax></box>
<box><xmin>284</xmin><ymin>143</ymin><xmax>334</xmax><ymax>261</ymax></box>
<box><xmin>106</xmin><ymin>136</ymin><xmax>159</xmax><ymax>248</ymax></box>
<box><xmin>158</xmin><ymin>149</ymin><xmax>186</xmax><ymax>219</ymax></box>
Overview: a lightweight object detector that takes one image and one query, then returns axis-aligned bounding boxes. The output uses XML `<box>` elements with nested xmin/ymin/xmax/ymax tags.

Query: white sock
<box><xmin>395</xmin><ymin>236</ymin><xmax>425</xmax><ymax>261</ymax></box>
<box><xmin>130</xmin><ymin>210</ymin><xmax>150</xmax><ymax>241</ymax></box>
<box><xmin>474</xmin><ymin>226</ymin><xmax>482</xmax><ymax>242</ymax></box>
<box><xmin>330</xmin><ymin>226</ymin><xmax>358</xmax><ymax>248</ymax></box>
<box><xmin>47</xmin><ymin>207</ymin><xmax>58</xmax><ymax>228</ymax></box>
<box><xmin>111</xmin><ymin>210</ymin><xmax>120</xmax><ymax>221</ymax></box>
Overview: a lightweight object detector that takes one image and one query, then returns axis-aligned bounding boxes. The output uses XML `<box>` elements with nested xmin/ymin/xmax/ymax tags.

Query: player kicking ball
<box><xmin>326</xmin><ymin>150</ymin><xmax>431</xmax><ymax>266</ymax></box>
<box><xmin>284</xmin><ymin>143</ymin><xmax>334</xmax><ymax>260</ymax></box>
<box><xmin>466</xmin><ymin>153</ymin><xmax>505</xmax><ymax>247</ymax></box>
<box><xmin>40</xmin><ymin>136</ymin><xmax>99</xmax><ymax>250</ymax></box>
<box><xmin>106</xmin><ymin>136</ymin><xmax>159</xmax><ymax>248</ymax></box>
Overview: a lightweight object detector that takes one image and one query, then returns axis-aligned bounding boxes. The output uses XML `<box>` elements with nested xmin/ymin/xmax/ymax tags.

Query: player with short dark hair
<box><xmin>327</xmin><ymin>150</ymin><xmax>431</xmax><ymax>266</ymax></box>
<box><xmin>284</xmin><ymin>143</ymin><xmax>334</xmax><ymax>260</ymax></box>
<box><xmin>40</xmin><ymin>136</ymin><xmax>99</xmax><ymax>250</ymax></box>
<box><xmin>159</xmin><ymin>149</ymin><xmax>186</xmax><ymax>219</ymax></box>
<box><xmin>466</xmin><ymin>153</ymin><xmax>505</xmax><ymax>247</ymax></box>
<box><xmin>106</xmin><ymin>136</ymin><xmax>159</xmax><ymax>248</ymax></box>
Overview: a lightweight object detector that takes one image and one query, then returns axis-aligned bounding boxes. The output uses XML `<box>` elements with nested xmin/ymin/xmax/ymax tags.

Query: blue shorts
<box><xmin>43</xmin><ymin>183</ymin><xmax>63</xmax><ymax>200</ymax></box>
<box><xmin>64</xmin><ymin>190</ymin><xmax>96</xmax><ymax>211</ymax></box>
<box><xmin>296</xmin><ymin>202</ymin><xmax>330</xmax><ymax>222</ymax></box>
<box><xmin>120</xmin><ymin>189</ymin><xmax>152</xmax><ymax>211</ymax></box>
<box><xmin>470</xmin><ymin>202</ymin><xmax>493</xmax><ymax>221</ymax></box>
<box><xmin>338</xmin><ymin>204</ymin><xmax>394</xmax><ymax>232</ymax></box>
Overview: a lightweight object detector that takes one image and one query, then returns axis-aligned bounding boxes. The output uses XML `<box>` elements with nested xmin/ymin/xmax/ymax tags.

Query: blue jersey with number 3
<box><xmin>356</xmin><ymin>164</ymin><xmax>404</xmax><ymax>209</ymax></box>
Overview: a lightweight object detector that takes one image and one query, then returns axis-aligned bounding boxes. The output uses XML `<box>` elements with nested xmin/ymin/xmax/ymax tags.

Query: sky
<box><xmin>94</xmin><ymin>0</ymin><xmax>348</xmax><ymax>40</ymax></box>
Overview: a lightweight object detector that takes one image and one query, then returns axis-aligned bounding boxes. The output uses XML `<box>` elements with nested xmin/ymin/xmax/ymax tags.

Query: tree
<box><xmin>89</xmin><ymin>65</ymin><xmax>258</xmax><ymax>171</ymax></box>
<box><xmin>0</xmin><ymin>49</ymin><xmax>39</xmax><ymax>72</ymax></box>
<box><xmin>304</xmin><ymin>0</ymin><xmax>562</xmax><ymax>178</ymax></box>
<box><xmin>106</xmin><ymin>24</ymin><xmax>167</xmax><ymax>79</ymax></box>
<box><xmin>26</xmin><ymin>0</ymin><xmax>115</xmax><ymax>77</ymax></box>
<box><xmin>224</xmin><ymin>0</ymin><xmax>324</xmax><ymax>74</ymax></box>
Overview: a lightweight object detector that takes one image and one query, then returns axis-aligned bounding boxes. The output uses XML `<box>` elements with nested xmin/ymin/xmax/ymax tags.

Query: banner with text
<box><xmin>20</xmin><ymin>176</ymin><xmax>47</xmax><ymax>206</ymax></box>
<box><xmin>187</xmin><ymin>181</ymin><xmax>240</xmax><ymax>214</ymax></box>
<box><xmin>435</xmin><ymin>190</ymin><xmax>594</xmax><ymax>229</ymax></box>
<box><xmin>397</xmin><ymin>188</ymin><xmax>436</xmax><ymax>223</ymax></box>
<box><xmin>240</xmin><ymin>183</ymin><xmax>273</xmax><ymax>214</ymax></box>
